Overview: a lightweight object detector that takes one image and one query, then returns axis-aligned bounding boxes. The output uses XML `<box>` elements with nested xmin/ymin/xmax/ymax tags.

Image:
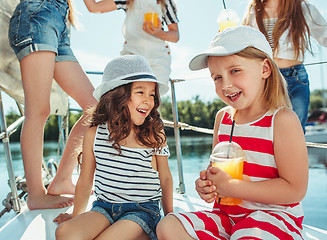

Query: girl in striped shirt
<box><xmin>54</xmin><ymin>55</ymin><xmax>173</xmax><ymax>240</ymax></box>
<box><xmin>83</xmin><ymin>0</ymin><xmax>179</xmax><ymax>87</ymax></box>
<box><xmin>157</xmin><ymin>26</ymin><xmax>308</xmax><ymax>240</ymax></box>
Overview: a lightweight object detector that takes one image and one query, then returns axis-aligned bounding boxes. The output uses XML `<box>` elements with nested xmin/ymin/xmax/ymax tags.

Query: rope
<box><xmin>306</xmin><ymin>142</ymin><xmax>327</xmax><ymax>149</ymax></box>
<box><xmin>304</xmin><ymin>61</ymin><xmax>327</xmax><ymax>67</ymax></box>
<box><xmin>163</xmin><ymin>119</ymin><xmax>214</xmax><ymax>135</ymax></box>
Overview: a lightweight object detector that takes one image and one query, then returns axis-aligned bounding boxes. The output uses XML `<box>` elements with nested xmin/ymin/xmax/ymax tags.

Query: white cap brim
<box><xmin>189</xmin><ymin>26</ymin><xmax>273</xmax><ymax>71</ymax></box>
<box><xmin>189</xmin><ymin>46</ymin><xmax>249</xmax><ymax>70</ymax></box>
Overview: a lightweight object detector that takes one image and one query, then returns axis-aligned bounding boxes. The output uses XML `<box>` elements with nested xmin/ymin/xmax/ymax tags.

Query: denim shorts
<box><xmin>279</xmin><ymin>64</ymin><xmax>310</xmax><ymax>133</ymax></box>
<box><xmin>8</xmin><ymin>0</ymin><xmax>77</xmax><ymax>62</ymax></box>
<box><xmin>91</xmin><ymin>200</ymin><xmax>161</xmax><ymax>240</ymax></box>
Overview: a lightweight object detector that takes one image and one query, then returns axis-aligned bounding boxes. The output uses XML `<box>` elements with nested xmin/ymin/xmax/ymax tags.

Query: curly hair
<box><xmin>91</xmin><ymin>82</ymin><xmax>166</xmax><ymax>154</ymax></box>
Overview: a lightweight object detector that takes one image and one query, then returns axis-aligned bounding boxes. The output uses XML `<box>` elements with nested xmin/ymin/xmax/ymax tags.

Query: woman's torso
<box><xmin>123</xmin><ymin>0</ymin><xmax>163</xmax><ymax>44</ymax></box>
<box><xmin>114</xmin><ymin>0</ymin><xmax>178</xmax><ymax>51</ymax></box>
<box><xmin>244</xmin><ymin>1</ymin><xmax>327</xmax><ymax>66</ymax></box>
<box><xmin>262</xmin><ymin>14</ymin><xmax>302</xmax><ymax>68</ymax></box>
<box><xmin>273</xmin><ymin>58</ymin><xmax>302</xmax><ymax>68</ymax></box>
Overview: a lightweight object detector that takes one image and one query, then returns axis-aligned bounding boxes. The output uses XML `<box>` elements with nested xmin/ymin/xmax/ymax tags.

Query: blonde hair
<box><xmin>236</xmin><ymin>47</ymin><xmax>291</xmax><ymax>111</ymax></box>
<box><xmin>243</xmin><ymin>0</ymin><xmax>312</xmax><ymax>59</ymax></box>
<box><xmin>68</xmin><ymin>0</ymin><xmax>77</xmax><ymax>29</ymax></box>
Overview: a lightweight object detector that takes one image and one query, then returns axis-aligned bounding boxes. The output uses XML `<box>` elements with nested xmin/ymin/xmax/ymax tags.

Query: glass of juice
<box><xmin>144</xmin><ymin>12</ymin><xmax>159</xmax><ymax>29</ymax></box>
<box><xmin>218</xmin><ymin>20</ymin><xmax>238</xmax><ymax>32</ymax></box>
<box><xmin>217</xmin><ymin>9</ymin><xmax>239</xmax><ymax>32</ymax></box>
<box><xmin>209</xmin><ymin>141</ymin><xmax>245</xmax><ymax>205</ymax></box>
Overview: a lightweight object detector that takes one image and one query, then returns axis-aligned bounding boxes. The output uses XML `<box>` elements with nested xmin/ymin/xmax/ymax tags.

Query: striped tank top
<box><xmin>215</xmin><ymin>107</ymin><xmax>304</xmax><ymax>225</ymax></box>
<box><xmin>263</xmin><ymin>18</ymin><xmax>278</xmax><ymax>50</ymax></box>
<box><xmin>93</xmin><ymin>123</ymin><xmax>170</xmax><ymax>203</ymax></box>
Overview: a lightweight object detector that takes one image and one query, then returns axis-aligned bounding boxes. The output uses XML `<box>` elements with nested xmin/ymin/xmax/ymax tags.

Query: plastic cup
<box><xmin>209</xmin><ymin>141</ymin><xmax>244</xmax><ymax>205</ymax></box>
<box><xmin>218</xmin><ymin>20</ymin><xmax>238</xmax><ymax>32</ymax></box>
<box><xmin>217</xmin><ymin>9</ymin><xmax>239</xmax><ymax>32</ymax></box>
<box><xmin>144</xmin><ymin>12</ymin><xmax>159</xmax><ymax>29</ymax></box>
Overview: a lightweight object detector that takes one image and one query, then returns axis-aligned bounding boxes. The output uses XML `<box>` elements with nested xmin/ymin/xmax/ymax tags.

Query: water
<box><xmin>0</xmin><ymin>136</ymin><xmax>326</xmax><ymax>230</ymax></box>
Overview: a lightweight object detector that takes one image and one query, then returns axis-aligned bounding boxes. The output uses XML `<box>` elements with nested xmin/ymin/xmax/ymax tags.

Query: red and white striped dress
<box><xmin>171</xmin><ymin>108</ymin><xmax>304</xmax><ymax>240</ymax></box>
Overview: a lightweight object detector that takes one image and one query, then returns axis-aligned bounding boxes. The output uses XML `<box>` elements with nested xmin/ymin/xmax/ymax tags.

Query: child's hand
<box><xmin>207</xmin><ymin>166</ymin><xmax>233</xmax><ymax>198</ymax></box>
<box><xmin>143</xmin><ymin>18</ymin><xmax>162</xmax><ymax>36</ymax></box>
<box><xmin>195</xmin><ymin>170</ymin><xmax>217</xmax><ymax>203</ymax></box>
<box><xmin>53</xmin><ymin>213</ymin><xmax>73</xmax><ymax>225</ymax></box>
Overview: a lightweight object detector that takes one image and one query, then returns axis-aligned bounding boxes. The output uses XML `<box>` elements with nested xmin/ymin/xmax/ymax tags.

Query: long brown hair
<box><xmin>236</xmin><ymin>47</ymin><xmax>291</xmax><ymax>111</ymax></box>
<box><xmin>243</xmin><ymin>0</ymin><xmax>312</xmax><ymax>59</ymax></box>
<box><xmin>91</xmin><ymin>82</ymin><xmax>166</xmax><ymax>154</ymax></box>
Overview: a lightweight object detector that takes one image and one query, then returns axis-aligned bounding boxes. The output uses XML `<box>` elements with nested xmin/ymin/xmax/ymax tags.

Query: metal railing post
<box><xmin>0</xmin><ymin>91</ymin><xmax>21</xmax><ymax>212</ymax></box>
<box><xmin>170</xmin><ymin>79</ymin><xmax>185</xmax><ymax>194</ymax></box>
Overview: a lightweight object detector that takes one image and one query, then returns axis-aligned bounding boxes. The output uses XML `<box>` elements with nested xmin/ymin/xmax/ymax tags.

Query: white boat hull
<box><xmin>305</xmin><ymin>131</ymin><xmax>327</xmax><ymax>143</ymax></box>
<box><xmin>0</xmin><ymin>193</ymin><xmax>326</xmax><ymax>240</ymax></box>
<box><xmin>305</xmin><ymin>122</ymin><xmax>327</xmax><ymax>143</ymax></box>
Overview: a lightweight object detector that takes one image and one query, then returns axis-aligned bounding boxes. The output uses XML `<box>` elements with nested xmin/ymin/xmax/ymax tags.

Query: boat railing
<box><xmin>0</xmin><ymin>91</ymin><xmax>22</xmax><ymax>214</ymax></box>
<box><xmin>1</xmin><ymin>74</ymin><xmax>327</xmax><ymax>217</ymax></box>
<box><xmin>0</xmin><ymin>90</ymin><xmax>68</xmax><ymax>215</ymax></box>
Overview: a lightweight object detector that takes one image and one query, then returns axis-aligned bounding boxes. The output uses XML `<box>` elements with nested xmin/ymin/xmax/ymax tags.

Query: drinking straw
<box><xmin>226</xmin><ymin>120</ymin><xmax>236</xmax><ymax>158</ymax></box>
<box><xmin>229</xmin><ymin>120</ymin><xmax>235</xmax><ymax>142</ymax></box>
<box><xmin>218</xmin><ymin>120</ymin><xmax>236</xmax><ymax>204</ymax></box>
<box><xmin>222</xmin><ymin>0</ymin><xmax>227</xmax><ymax>9</ymax></box>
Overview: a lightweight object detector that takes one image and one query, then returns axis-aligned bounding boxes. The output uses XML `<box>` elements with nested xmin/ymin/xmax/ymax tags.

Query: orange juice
<box><xmin>144</xmin><ymin>12</ymin><xmax>159</xmax><ymax>29</ymax></box>
<box><xmin>217</xmin><ymin>9</ymin><xmax>239</xmax><ymax>32</ymax></box>
<box><xmin>211</xmin><ymin>157</ymin><xmax>244</xmax><ymax>205</ymax></box>
<box><xmin>218</xmin><ymin>20</ymin><xmax>238</xmax><ymax>32</ymax></box>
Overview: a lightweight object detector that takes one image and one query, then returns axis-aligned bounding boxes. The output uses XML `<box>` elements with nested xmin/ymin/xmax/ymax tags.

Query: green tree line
<box><xmin>5</xmin><ymin>111</ymin><xmax>83</xmax><ymax>142</ymax></box>
<box><xmin>5</xmin><ymin>89</ymin><xmax>327</xmax><ymax>142</ymax></box>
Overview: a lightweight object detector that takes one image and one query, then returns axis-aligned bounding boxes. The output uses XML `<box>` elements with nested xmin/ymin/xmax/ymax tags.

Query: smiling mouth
<box><xmin>137</xmin><ymin>108</ymin><xmax>147</xmax><ymax>115</ymax></box>
<box><xmin>226</xmin><ymin>92</ymin><xmax>241</xmax><ymax>101</ymax></box>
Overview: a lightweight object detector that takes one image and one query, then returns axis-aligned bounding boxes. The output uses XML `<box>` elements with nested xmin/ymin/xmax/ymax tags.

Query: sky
<box><xmin>3</xmin><ymin>0</ymin><xmax>327</xmax><ymax>114</ymax></box>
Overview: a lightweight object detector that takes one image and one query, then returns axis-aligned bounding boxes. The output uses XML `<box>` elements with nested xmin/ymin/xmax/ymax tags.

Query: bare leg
<box><xmin>56</xmin><ymin>211</ymin><xmax>110</xmax><ymax>240</ymax></box>
<box><xmin>47</xmin><ymin>61</ymin><xmax>97</xmax><ymax>195</ymax></box>
<box><xmin>96</xmin><ymin>219</ymin><xmax>151</xmax><ymax>240</ymax></box>
<box><xmin>157</xmin><ymin>215</ymin><xmax>195</xmax><ymax>240</ymax></box>
<box><xmin>20</xmin><ymin>51</ymin><xmax>73</xmax><ymax>209</ymax></box>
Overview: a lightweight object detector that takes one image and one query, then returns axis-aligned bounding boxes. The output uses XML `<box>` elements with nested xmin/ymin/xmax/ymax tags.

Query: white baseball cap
<box><xmin>93</xmin><ymin>55</ymin><xmax>169</xmax><ymax>100</ymax></box>
<box><xmin>189</xmin><ymin>25</ymin><xmax>273</xmax><ymax>70</ymax></box>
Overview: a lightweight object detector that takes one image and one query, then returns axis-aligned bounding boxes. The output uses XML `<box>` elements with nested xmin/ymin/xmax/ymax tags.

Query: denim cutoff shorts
<box><xmin>279</xmin><ymin>64</ymin><xmax>310</xmax><ymax>133</ymax></box>
<box><xmin>91</xmin><ymin>200</ymin><xmax>161</xmax><ymax>240</ymax></box>
<box><xmin>8</xmin><ymin>0</ymin><xmax>77</xmax><ymax>62</ymax></box>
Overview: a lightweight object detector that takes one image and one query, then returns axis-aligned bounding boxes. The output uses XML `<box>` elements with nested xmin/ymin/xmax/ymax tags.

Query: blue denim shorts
<box><xmin>91</xmin><ymin>200</ymin><xmax>161</xmax><ymax>240</ymax></box>
<box><xmin>279</xmin><ymin>64</ymin><xmax>310</xmax><ymax>132</ymax></box>
<box><xmin>8</xmin><ymin>0</ymin><xmax>77</xmax><ymax>62</ymax></box>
